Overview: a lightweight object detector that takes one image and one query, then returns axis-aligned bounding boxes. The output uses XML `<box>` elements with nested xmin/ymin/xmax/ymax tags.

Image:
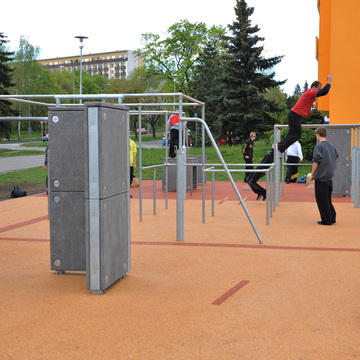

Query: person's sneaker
<box><xmin>256</xmin><ymin>194</ymin><xmax>262</xmax><ymax>201</ymax></box>
<box><xmin>263</xmin><ymin>194</ymin><xmax>266</xmax><ymax>201</ymax></box>
<box><xmin>317</xmin><ymin>221</ymin><xmax>331</xmax><ymax>225</ymax></box>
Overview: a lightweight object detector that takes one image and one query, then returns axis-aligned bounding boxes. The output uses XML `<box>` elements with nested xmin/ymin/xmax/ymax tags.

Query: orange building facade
<box><xmin>317</xmin><ymin>0</ymin><xmax>360</xmax><ymax>124</ymax></box>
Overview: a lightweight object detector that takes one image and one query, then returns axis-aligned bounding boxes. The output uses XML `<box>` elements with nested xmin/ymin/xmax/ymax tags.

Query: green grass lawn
<box><xmin>0</xmin><ymin>140</ymin><xmax>312</xmax><ymax>185</ymax></box>
<box><xmin>0</xmin><ymin>148</ymin><xmax>44</xmax><ymax>157</ymax></box>
<box><xmin>0</xmin><ymin>166</ymin><xmax>47</xmax><ymax>184</ymax></box>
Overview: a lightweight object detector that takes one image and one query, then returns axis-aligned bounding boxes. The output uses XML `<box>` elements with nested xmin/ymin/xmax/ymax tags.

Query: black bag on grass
<box><xmin>11</xmin><ymin>186</ymin><xmax>27</xmax><ymax>198</ymax></box>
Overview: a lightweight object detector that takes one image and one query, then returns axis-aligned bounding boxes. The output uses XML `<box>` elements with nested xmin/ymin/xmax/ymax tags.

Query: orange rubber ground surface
<box><xmin>0</xmin><ymin>181</ymin><xmax>359</xmax><ymax>359</ymax></box>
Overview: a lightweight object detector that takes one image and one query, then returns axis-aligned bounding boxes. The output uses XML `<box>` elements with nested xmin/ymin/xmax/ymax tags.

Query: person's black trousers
<box><xmin>285</xmin><ymin>155</ymin><xmax>299</xmax><ymax>182</ymax></box>
<box><xmin>248</xmin><ymin>148</ymin><xmax>274</xmax><ymax>196</ymax></box>
<box><xmin>248</xmin><ymin>171</ymin><xmax>266</xmax><ymax>196</ymax></box>
<box><xmin>130</xmin><ymin>166</ymin><xmax>134</xmax><ymax>185</ymax></box>
<box><xmin>244</xmin><ymin>157</ymin><xmax>253</xmax><ymax>183</ymax></box>
<box><xmin>315</xmin><ymin>179</ymin><xmax>336</xmax><ymax>225</ymax></box>
<box><xmin>169</xmin><ymin>128</ymin><xmax>179</xmax><ymax>158</ymax></box>
<box><xmin>278</xmin><ymin>111</ymin><xmax>302</xmax><ymax>153</ymax></box>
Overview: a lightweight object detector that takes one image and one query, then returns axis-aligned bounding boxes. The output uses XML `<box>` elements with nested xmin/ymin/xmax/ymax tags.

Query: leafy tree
<box><xmin>11</xmin><ymin>35</ymin><xmax>50</xmax><ymax>124</ymax></box>
<box><xmin>215</xmin><ymin>0</ymin><xmax>285</xmax><ymax>142</ymax></box>
<box><xmin>136</xmin><ymin>20</ymin><xmax>226</xmax><ymax>96</ymax></box>
<box><xmin>0</xmin><ymin>32</ymin><xmax>17</xmax><ymax>139</ymax></box>
<box><xmin>103</xmin><ymin>67</ymin><xmax>148</xmax><ymax>99</ymax></box>
<box><xmin>139</xmin><ymin>82</ymin><xmax>166</xmax><ymax>138</ymax></box>
<box><xmin>281</xmin><ymin>128</ymin><xmax>316</xmax><ymax>161</ymax></box>
<box><xmin>12</xmin><ymin>35</ymin><xmax>42</xmax><ymax>97</ymax></box>
<box><xmin>263</xmin><ymin>86</ymin><xmax>288</xmax><ymax>126</ymax></box>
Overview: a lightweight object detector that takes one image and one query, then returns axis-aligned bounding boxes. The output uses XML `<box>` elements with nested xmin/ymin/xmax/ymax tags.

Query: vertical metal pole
<box><xmin>282</xmin><ymin>158</ymin><xmax>285</xmax><ymax>196</ymax></box>
<box><xmin>153</xmin><ymin>168</ymin><xmax>156</xmax><ymax>215</ymax></box>
<box><xmin>351</xmin><ymin>127</ymin><xmax>356</xmax><ymax>204</ymax></box>
<box><xmin>355</xmin><ymin>127</ymin><xmax>360</xmax><ymax>208</ymax></box>
<box><xmin>138</xmin><ymin>106</ymin><xmax>143</xmax><ymax>222</ymax></box>
<box><xmin>270</xmin><ymin>168</ymin><xmax>273</xmax><ymax>218</ymax></box>
<box><xmin>266</xmin><ymin>171</ymin><xmax>269</xmax><ymax>225</ymax></box>
<box><xmin>274</xmin><ymin>128</ymin><xmax>281</xmax><ymax>207</ymax></box>
<box><xmin>165</xmin><ymin>112</ymin><xmax>169</xmax><ymax>210</ymax></box>
<box><xmin>202</xmin><ymin>105</ymin><xmax>206</xmax><ymax>223</ymax></box>
<box><xmin>176</xmin><ymin>95</ymin><xmax>185</xmax><ymax>241</ymax></box>
<box><xmin>79</xmin><ymin>43</ymin><xmax>83</xmax><ymax>105</ymax></box>
<box><xmin>212</xmin><ymin>172</ymin><xmax>215</xmax><ymax>217</ymax></box>
<box><xmin>87</xmin><ymin>107</ymin><xmax>101</xmax><ymax>293</ymax></box>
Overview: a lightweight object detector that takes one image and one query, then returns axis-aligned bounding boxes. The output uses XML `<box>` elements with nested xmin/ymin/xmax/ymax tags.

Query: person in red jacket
<box><xmin>277</xmin><ymin>74</ymin><xmax>333</xmax><ymax>153</ymax></box>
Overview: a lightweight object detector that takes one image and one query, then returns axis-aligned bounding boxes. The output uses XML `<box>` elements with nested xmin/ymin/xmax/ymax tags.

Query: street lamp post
<box><xmin>74</xmin><ymin>36</ymin><xmax>88</xmax><ymax>104</ymax></box>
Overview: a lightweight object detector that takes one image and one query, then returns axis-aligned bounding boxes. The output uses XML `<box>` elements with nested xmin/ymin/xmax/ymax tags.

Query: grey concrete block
<box><xmin>49</xmin><ymin>191</ymin><xmax>86</xmax><ymax>271</ymax></box>
<box><xmin>48</xmin><ymin>108</ymin><xmax>85</xmax><ymax>192</ymax></box>
<box><xmin>162</xmin><ymin>157</ymin><xmax>198</xmax><ymax>191</ymax></box>
<box><xmin>85</xmin><ymin>103</ymin><xmax>129</xmax><ymax>199</ymax></box>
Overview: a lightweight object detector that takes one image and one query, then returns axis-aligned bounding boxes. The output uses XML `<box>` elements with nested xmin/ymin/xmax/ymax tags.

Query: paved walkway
<box><xmin>0</xmin><ymin>182</ymin><xmax>359</xmax><ymax>359</ymax></box>
<box><xmin>0</xmin><ymin>143</ymin><xmax>46</xmax><ymax>173</ymax></box>
<box><xmin>0</xmin><ymin>140</ymin><xmax>162</xmax><ymax>173</ymax></box>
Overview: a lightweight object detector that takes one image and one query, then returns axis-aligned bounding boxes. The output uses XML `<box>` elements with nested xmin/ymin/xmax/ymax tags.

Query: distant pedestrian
<box><xmin>285</xmin><ymin>141</ymin><xmax>303</xmax><ymax>183</ymax></box>
<box><xmin>242</xmin><ymin>132</ymin><xmax>256</xmax><ymax>183</ymax></box>
<box><xmin>310</xmin><ymin>127</ymin><xmax>338</xmax><ymax>225</ymax></box>
<box><xmin>167</xmin><ymin>110</ymin><xmax>186</xmax><ymax>158</ymax></box>
<box><xmin>129</xmin><ymin>137</ymin><xmax>137</xmax><ymax>198</ymax></box>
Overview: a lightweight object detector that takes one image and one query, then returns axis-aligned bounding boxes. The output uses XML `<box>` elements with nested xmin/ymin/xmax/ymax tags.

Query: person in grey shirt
<box><xmin>310</xmin><ymin>127</ymin><xmax>339</xmax><ymax>225</ymax></box>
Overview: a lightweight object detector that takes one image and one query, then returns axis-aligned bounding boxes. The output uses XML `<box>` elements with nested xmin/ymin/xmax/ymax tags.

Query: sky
<box><xmin>1</xmin><ymin>0</ymin><xmax>319</xmax><ymax>95</ymax></box>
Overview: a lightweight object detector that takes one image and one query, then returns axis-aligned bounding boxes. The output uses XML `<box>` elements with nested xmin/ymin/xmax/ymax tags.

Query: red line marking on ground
<box><xmin>0</xmin><ymin>235</ymin><xmax>359</xmax><ymax>253</ymax></box>
<box><xmin>0</xmin><ymin>215</ymin><xmax>48</xmax><ymax>234</ymax></box>
<box><xmin>218</xmin><ymin>197</ymin><xmax>229</xmax><ymax>204</ymax></box>
<box><xmin>132</xmin><ymin>241</ymin><xmax>360</xmax><ymax>253</ymax></box>
<box><xmin>0</xmin><ymin>237</ymin><xmax>49</xmax><ymax>242</ymax></box>
<box><xmin>212</xmin><ymin>281</ymin><xmax>250</xmax><ymax>305</ymax></box>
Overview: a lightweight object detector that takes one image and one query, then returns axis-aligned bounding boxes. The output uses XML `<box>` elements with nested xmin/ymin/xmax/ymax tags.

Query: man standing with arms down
<box><xmin>310</xmin><ymin>127</ymin><xmax>339</xmax><ymax>225</ymax></box>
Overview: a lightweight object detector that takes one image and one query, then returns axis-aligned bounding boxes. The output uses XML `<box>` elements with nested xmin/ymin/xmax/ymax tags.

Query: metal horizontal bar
<box><xmin>275</xmin><ymin>123</ymin><xmax>360</xmax><ymax>129</ymax></box>
<box><xmin>0</xmin><ymin>117</ymin><xmax>48</xmax><ymax>122</ymax></box>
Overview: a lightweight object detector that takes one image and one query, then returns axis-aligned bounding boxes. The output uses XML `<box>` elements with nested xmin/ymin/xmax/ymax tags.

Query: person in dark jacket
<box><xmin>310</xmin><ymin>127</ymin><xmax>339</xmax><ymax>225</ymax></box>
<box><xmin>242</xmin><ymin>132</ymin><xmax>256</xmax><ymax>183</ymax></box>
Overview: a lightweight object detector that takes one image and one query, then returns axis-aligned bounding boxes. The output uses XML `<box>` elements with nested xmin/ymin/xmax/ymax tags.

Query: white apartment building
<box><xmin>38</xmin><ymin>50</ymin><xmax>144</xmax><ymax>80</ymax></box>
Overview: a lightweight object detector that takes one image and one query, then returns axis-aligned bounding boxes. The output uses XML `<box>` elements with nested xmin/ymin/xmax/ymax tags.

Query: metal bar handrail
<box><xmin>206</xmin><ymin>165</ymin><xmax>275</xmax><ymax>225</ymax></box>
<box><xmin>184</xmin><ymin>116</ymin><xmax>263</xmax><ymax>244</ymax></box>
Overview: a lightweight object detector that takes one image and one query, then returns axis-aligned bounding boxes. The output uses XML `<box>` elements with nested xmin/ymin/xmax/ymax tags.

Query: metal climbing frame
<box><xmin>273</xmin><ymin>123</ymin><xmax>360</xmax><ymax>208</ymax></box>
<box><xmin>1</xmin><ymin>92</ymin><xmax>266</xmax><ymax>244</ymax></box>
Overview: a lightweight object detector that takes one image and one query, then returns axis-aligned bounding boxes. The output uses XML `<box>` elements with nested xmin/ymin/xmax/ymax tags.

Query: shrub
<box><xmin>280</xmin><ymin>128</ymin><xmax>316</xmax><ymax>161</ymax></box>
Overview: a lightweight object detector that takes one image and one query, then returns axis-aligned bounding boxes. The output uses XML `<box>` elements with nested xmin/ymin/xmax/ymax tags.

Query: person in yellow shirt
<box><xmin>130</xmin><ymin>138</ymin><xmax>137</xmax><ymax>197</ymax></box>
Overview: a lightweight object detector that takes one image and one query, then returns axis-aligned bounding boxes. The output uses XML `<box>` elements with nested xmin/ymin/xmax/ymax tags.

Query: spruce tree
<box><xmin>0</xmin><ymin>32</ymin><xmax>17</xmax><ymax>139</ymax></box>
<box><xmin>190</xmin><ymin>40</ymin><xmax>224</xmax><ymax>140</ymax></box>
<box><xmin>216</xmin><ymin>0</ymin><xmax>285</xmax><ymax>141</ymax></box>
